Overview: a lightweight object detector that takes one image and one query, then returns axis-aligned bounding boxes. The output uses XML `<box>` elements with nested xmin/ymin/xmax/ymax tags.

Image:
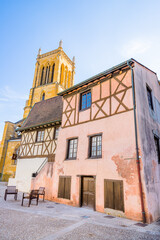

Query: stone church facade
<box><xmin>0</xmin><ymin>41</ymin><xmax>75</xmax><ymax>181</ymax></box>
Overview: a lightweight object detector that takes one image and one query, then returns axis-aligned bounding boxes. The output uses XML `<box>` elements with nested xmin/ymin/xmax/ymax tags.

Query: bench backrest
<box><xmin>7</xmin><ymin>186</ymin><xmax>16</xmax><ymax>193</ymax></box>
<box><xmin>30</xmin><ymin>190</ymin><xmax>39</xmax><ymax>197</ymax></box>
<box><xmin>38</xmin><ymin>187</ymin><xmax>45</xmax><ymax>194</ymax></box>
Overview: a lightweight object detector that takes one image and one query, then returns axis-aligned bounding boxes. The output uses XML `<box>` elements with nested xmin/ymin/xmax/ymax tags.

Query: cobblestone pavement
<box><xmin>0</xmin><ymin>183</ymin><xmax>160</xmax><ymax>240</ymax></box>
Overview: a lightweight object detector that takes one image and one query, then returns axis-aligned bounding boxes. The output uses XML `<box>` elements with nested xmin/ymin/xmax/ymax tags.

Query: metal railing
<box><xmin>32</xmin><ymin>158</ymin><xmax>48</xmax><ymax>178</ymax></box>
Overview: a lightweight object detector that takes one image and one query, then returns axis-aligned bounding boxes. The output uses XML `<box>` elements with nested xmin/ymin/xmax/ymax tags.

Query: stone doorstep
<box><xmin>104</xmin><ymin>208</ymin><xmax>125</xmax><ymax>218</ymax></box>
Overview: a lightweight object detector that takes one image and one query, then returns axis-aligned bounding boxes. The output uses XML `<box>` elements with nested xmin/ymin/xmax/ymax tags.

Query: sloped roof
<box><xmin>18</xmin><ymin>96</ymin><xmax>63</xmax><ymax>131</ymax></box>
<box><xmin>58</xmin><ymin>58</ymin><xmax>156</xmax><ymax>96</ymax></box>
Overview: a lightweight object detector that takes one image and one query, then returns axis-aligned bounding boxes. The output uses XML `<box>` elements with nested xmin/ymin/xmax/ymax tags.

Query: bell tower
<box><xmin>23</xmin><ymin>41</ymin><xmax>75</xmax><ymax>118</ymax></box>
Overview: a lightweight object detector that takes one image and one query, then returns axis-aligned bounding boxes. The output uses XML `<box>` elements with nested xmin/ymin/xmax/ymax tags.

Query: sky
<box><xmin>0</xmin><ymin>0</ymin><xmax>160</xmax><ymax>139</ymax></box>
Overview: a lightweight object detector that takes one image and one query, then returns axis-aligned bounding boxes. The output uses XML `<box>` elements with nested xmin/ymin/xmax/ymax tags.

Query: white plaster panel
<box><xmin>11</xmin><ymin>157</ymin><xmax>46</xmax><ymax>192</ymax></box>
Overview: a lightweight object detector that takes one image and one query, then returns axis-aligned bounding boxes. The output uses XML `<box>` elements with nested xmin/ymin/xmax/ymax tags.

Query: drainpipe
<box><xmin>127</xmin><ymin>61</ymin><xmax>146</xmax><ymax>223</ymax></box>
<box><xmin>0</xmin><ymin>140</ymin><xmax>9</xmax><ymax>181</ymax></box>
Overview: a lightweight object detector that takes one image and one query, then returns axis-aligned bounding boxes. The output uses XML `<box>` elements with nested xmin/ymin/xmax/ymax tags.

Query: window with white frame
<box><xmin>67</xmin><ymin>138</ymin><xmax>78</xmax><ymax>159</ymax></box>
<box><xmin>36</xmin><ymin>130</ymin><xmax>44</xmax><ymax>142</ymax></box>
<box><xmin>89</xmin><ymin>134</ymin><xmax>102</xmax><ymax>158</ymax></box>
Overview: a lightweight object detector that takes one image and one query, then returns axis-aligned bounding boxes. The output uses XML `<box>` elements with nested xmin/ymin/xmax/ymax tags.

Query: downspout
<box><xmin>0</xmin><ymin>140</ymin><xmax>9</xmax><ymax>181</ymax></box>
<box><xmin>127</xmin><ymin>61</ymin><xmax>146</xmax><ymax>223</ymax></box>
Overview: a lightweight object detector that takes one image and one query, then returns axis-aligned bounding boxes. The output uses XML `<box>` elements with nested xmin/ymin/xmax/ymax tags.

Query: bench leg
<box><xmin>14</xmin><ymin>193</ymin><xmax>17</xmax><ymax>200</ymax></box>
<box><xmin>28</xmin><ymin>198</ymin><xmax>31</xmax><ymax>207</ymax></box>
<box><xmin>43</xmin><ymin>194</ymin><xmax>45</xmax><ymax>201</ymax></box>
<box><xmin>4</xmin><ymin>191</ymin><xmax>7</xmax><ymax>201</ymax></box>
<box><xmin>21</xmin><ymin>193</ymin><xmax>24</xmax><ymax>206</ymax></box>
<box><xmin>36</xmin><ymin>197</ymin><xmax>38</xmax><ymax>205</ymax></box>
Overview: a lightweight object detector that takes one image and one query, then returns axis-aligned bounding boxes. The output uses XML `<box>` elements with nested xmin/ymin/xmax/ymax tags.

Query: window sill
<box><xmin>88</xmin><ymin>156</ymin><xmax>102</xmax><ymax>159</ymax></box>
<box><xmin>79</xmin><ymin>106</ymin><xmax>91</xmax><ymax>112</ymax></box>
<box><xmin>65</xmin><ymin>158</ymin><xmax>77</xmax><ymax>161</ymax></box>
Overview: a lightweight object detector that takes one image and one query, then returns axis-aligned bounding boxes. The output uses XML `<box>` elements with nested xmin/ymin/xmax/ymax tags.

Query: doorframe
<box><xmin>77</xmin><ymin>175</ymin><xmax>96</xmax><ymax>211</ymax></box>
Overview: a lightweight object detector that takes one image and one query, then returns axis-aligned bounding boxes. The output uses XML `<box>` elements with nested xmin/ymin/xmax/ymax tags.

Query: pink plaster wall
<box><xmin>53</xmin><ymin>69</ymin><xmax>145</xmax><ymax>222</ymax></box>
<box><xmin>134</xmin><ymin>62</ymin><xmax>160</xmax><ymax>222</ymax></box>
<box><xmin>31</xmin><ymin>162</ymin><xmax>54</xmax><ymax>200</ymax></box>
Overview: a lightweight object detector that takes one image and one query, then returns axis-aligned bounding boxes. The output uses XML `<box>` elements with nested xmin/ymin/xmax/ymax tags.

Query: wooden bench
<box><xmin>21</xmin><ymin>190</ymin><xmax>39</xmax><ymax>207</ymax></box>
<box><xmin>38</xmin><ymin>187</ymin><xmax>45</xmax><ymax>201</ymax></box>
<box><xmin>4</xmin><ymin>186</ymin><xmax>18</xmax><ymax>201</ymax></box>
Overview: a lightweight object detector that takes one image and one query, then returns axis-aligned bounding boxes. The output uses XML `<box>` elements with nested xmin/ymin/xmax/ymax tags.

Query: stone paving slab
<box><xmin>0</xmin><ymin>183</ymin><xmax>160</xmax><ymax>240</ymax></box>
<box><xmin>56</xmin><ymin>223</ymin><xmax>160</xmax><ymax>240</ymax></box>
<box><xmin>0</xmin><ymin>208</ymin><xmax>77</xmax><ymax>240</ymax></box>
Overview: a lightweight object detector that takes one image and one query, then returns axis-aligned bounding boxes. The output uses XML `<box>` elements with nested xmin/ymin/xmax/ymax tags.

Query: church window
<box><xmin>51</xmin><ymin>64</ymin><xmax>55</xmax><ymax>83</ymax></box>
<box><xmin>45</xmin><ymin>66</ymin><xmax>48</xmax><ymax>84</ymax></box>
<box><xmin>68</xmin><ymin>71</ymin><xmax>71</xmax><ymax>88</ymax></box>
<box><xmin>46</xmin><ymin>66</ymin><xmax>50</xmax><ymax>84</ymax></box>
<box><xmin>40</xmin><ymin>67</ymin><xmax>44</xmax><ymax>85</ymax></box>
<box><xmin>42</xmin><ymin>93</ymin><xmax>45</xmax><ymax>101</ymax></box>
<box><xmin>60</xmin><ymin>64</ymin><xmax>64</xmax><ymax>86</ymax></box>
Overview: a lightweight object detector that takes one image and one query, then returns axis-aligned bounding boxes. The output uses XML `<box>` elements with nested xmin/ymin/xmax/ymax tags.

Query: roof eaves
<box><xmin>58</xmin><ymin>59</ymin><xmax>133</xmax><ymax>96</ymax></box>
<box><xmin>16</xmin><ymin>119</ymin><xmax>61</xmax><ymax>132</ymax></box>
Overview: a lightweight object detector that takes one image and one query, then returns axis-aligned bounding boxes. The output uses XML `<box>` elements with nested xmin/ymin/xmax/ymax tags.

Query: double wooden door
<box><xmin>82</xmin><ymin>177</ymin><xmax>95</xmax><ymax>209</ymax></box>
<box><xmin>104</xmin><ymin>179</ymin><xmax>124</xmax><ymax>211</ymax></box>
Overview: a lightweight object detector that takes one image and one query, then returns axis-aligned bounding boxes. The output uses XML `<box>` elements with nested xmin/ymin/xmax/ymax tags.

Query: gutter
<box><xmin>127</xmin><ymin>61</ymin><xmax>146</xmax><ymax>223</ymax></box>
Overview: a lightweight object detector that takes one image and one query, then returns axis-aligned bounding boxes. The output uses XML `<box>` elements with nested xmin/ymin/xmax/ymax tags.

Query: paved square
<box><xmin>0</xmin><ymin>183</ymin><xmax>160</xmax><ymax>240</ymax></box>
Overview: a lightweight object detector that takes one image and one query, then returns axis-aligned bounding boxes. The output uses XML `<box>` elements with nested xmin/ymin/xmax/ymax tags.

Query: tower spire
<box><xmin>59</xmin><ymin>40</ymin><xmax>63</xmax><ymax>48</ymax></box>
<box><xmin>38</xmin><ymin>48</ymin><xmax>41</xmax><ymax>56</ymax></box>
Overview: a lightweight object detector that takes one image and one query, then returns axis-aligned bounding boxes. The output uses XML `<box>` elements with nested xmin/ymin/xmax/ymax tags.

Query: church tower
<box><xmin>23</xmin><ymin>41</ymin><xmax>75</xmax><ymax>118</ymax></box>
<box><xmin>0</xmin><ymin>42</ymin><xmax>75</xmax><ymax>181</ymax></box>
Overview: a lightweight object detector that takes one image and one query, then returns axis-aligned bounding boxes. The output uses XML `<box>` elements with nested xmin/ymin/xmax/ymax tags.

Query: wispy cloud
<box><xmin>121</xmin><ymin>39</ymin><xmax>151</xmax><ymax>58</ymax></box>
<box><xmin>0</xmin><ymin>86</ymin><xmax>27</xmax><ymax>103</ymax></box>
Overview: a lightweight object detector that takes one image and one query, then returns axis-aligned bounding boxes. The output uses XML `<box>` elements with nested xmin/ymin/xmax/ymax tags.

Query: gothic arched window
<box><xmin>60</xmin><ymin>64</ymin><xmax>64</xmax><ymax>86</ymax></box>
<box><xmin>42</xmin><ymin>93</ymin><xmax>45</xmax><ymax>101</ymax></box>
<box><xmin>68</xmin><ymin>71</ymin><xmax>71</xmax><ymax>88</ymax></box>
<box><xmin>47</xmin><ymin>66</ymin><xmax>50</xmax><ymax>83</ymax></box>
<box><xmin>51</xmin><ymin>64</ymin><xmax>55</xmax><ymax>83</ymax></box>
<box><xmin>45</xmin><ymin>66</ymin><xmax>49</xmax><ymax>84</ymax></box>
<box><xmin>40</xmin><ymin>67</ymin><xmax>44</xmax><ymax>85</ymax></box>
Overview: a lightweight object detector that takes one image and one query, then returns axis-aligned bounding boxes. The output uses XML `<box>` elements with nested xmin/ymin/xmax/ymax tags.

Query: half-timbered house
<box><xmin>8</xmin><ymin>58</ymin><xmax>160</xmax><ymax>223</ymax></box>
<box><xmin>9</xmin><ymin>96</ymin><xmax>62</xmax><ymax>195</ymax></box>
<box><xmin>52</xmin><ymin>59</ymin><xmax>160</xmax><ymax>223</ymax></box>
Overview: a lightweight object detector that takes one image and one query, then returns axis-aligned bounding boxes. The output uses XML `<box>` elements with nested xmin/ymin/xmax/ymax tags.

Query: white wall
<box><xmin>8</xmin><ymin>157</ymin><xmax>46</xmax><ymax>192</ymax></box>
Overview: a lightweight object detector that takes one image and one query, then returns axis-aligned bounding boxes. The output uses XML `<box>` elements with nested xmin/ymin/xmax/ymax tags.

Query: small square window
<box><xmin>36</xmin><ymin>130</ymin><xmax>44</xmax><ymax>142</ymax></box>
<box><xmin>154</xmin><ymin>136</ymin><xmax>160</xmax><ymax>164</ymax></box>
<box><xmin>80</xmin><ymin>91</ymin><xmax>91</xmax><ymax>110</ymax></box>
<box><xmin>67</xmin><ymin>138</ymin><xmax>78</xmax><ymax>159</ymax></box>
<box><xmin>146</xmin><ymin>86</ymin><xmax>154</xmax><ymax>110</ymax></box>
<box><xmin>89</xmin><ymin>135</ymin><xmax>102</xmax><ymax>158</ymax></box>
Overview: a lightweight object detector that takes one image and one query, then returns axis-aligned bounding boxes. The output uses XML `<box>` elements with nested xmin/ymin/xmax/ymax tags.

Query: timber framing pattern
<box><xmin>19</xmin><ymin>127</ymin><xmax>58</xmax><ymax>158</ymax></box>
<box><xmin>62</xmin><ymin>68</ymin><xmax>133</xmax><ymax>128</ymax></box>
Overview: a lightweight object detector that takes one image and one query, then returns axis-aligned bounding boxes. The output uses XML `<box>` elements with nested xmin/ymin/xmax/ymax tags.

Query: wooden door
<box><xmin>82</xmin><ymin>177</ymin><xmax>95</xmax><ymax>209</ymax></box>
<box><xmin>104</xmin><ymin>179</ymin><xmax>124</xmax><ymax>212</ymax></box>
